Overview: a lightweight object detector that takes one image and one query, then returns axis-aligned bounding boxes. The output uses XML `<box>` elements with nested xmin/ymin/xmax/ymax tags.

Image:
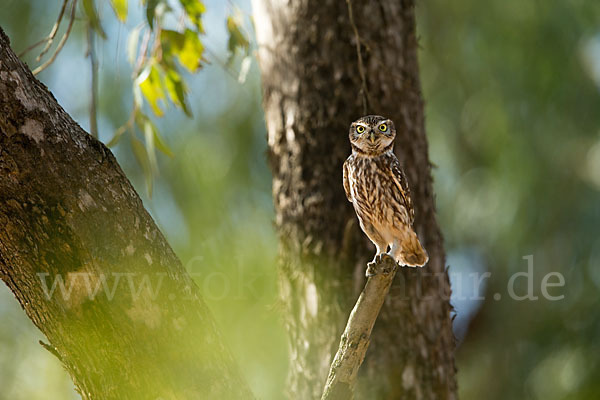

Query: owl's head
<box><xmin>349</xmin><ymin>115</ymin><xmax>396</xmax><ymax>155</ymax></box>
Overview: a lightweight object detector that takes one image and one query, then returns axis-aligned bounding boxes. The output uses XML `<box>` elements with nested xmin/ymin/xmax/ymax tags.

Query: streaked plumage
<box><xmin>343</xmin><ymin>115</ymin><xmax>428</xmax><ymax>274</ymax></box>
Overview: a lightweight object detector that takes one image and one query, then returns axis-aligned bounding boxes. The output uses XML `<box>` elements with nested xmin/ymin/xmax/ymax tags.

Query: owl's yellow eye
<box><xmin>379</xmin><ymin>123</ymin><xmax>388</xmax><ymax>132</ymax></box>
<box><xmin>356</xmin><ymin>126</ymin><xmax>366</xmax><ymax>133</ymax></box>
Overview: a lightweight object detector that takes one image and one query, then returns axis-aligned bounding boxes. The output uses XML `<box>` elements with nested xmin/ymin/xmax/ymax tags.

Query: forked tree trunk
<box><xmin>252</xmin><ymin>0</ymin><xmax>457</xmax><ymax>398</ymax></box>
<box><xmin>0</xmin><ymin>28</ymin><xmax>253</xmax><ymax>400</ymax></box>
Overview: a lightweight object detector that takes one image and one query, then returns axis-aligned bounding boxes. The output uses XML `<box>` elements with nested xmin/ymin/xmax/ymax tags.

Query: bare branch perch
<box><xmin>321</xmin><ymin>256</ymin><xmax>399</xmax><ymax>400</ymax></box>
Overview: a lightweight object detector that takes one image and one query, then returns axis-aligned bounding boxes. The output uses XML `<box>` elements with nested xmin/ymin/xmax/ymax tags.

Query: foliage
<box><xmin>1</xmin><ymin>0</ymin><xmax>599</xmax><ymax>399</ymax></box>
<box><xmin>2</xmin><ymin>2</ymin><xmax>281</xmax><ymax>399</ymax></box>
<box><xmin>417</xmin><ymin>1</ymin><xmax>600</xmax><ymax>399</ymax></box>
<box><xmin>16</xmin><ymin>0</ymin><xmax>252</xmax><ymax>195</ymax></box>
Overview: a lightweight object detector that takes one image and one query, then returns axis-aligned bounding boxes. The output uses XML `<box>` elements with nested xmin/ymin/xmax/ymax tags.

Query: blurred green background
<box><xmin>1</xmin><ymin>0</ymin><xmax>599</xmax><ymax>399</ymax></box>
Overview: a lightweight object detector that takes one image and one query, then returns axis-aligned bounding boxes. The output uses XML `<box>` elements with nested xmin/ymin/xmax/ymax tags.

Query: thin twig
<box><xmin>18</xmin><ymin>37</ymin><xmax>50</xmax><ymax>58</ymax></box>
<box><xmin>133</xmin><ymin>29</ymin><xmax>151</xmax><ymax>77</ymax></box>
<box><xmin>37</xmin><ymin>0</ymin><xmax>70</xmax><ymax>61</ymax></box>
<box><xmin>346</xmin><ymin>0</ymin><xmax>371</xmax><ymax>115</ymax></box>
<box><xmin>151</xmin><ymin>23</ymin><xmax>163</xmax><ymax>63</ymax></box>
<box><xmin>320</xmin><ymin>256</ymin><xmax>398</xmax><ymax>400</ymax></box>
<box><xmin>87</xmin><ymin>24</ymin><xmax>99</xmax><ymax>139</ymax></box>
<box><xmin>18</xmin><ymin>0</ymin><xmax>69</xmax><ymax>58</ymax></box>
<box><xmin>32</xmin><ymin>0</ymin><xmax>78</xmax><ymax>75</ymax></box>
<box><xmin>107</xmin><ymin>107</ymin><xmax>136</xmax><ymax>148</ymax></box>
<box><xmin>204</xmin><ymin>45</ymin><xmax>249</xmax><ymax>84</ymax></box>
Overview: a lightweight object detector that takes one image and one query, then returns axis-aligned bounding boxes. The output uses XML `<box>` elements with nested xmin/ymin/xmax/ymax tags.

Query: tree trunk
<box><xmin>252</xmin><ymin>0</ymin><xmax>457</xmax><ymax>399</ymax></box>
<box><xmin>0</xmin><ymin>27</ymin><xmax>253</xmax><ymax>400</ymax></box>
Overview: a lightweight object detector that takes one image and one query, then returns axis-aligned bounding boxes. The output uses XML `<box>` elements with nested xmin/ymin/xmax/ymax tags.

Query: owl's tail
<box><xmin>395</xmin><ymin>230</ymin><xmax>429</xmax><ymax>267</ymax></box>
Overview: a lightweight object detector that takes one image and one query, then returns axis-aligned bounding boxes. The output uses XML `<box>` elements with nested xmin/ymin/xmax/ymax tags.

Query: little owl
<box><xmin>343</xmin><ymin>115</ymin><xmax>428</xmax><ymax>276</ymax></box>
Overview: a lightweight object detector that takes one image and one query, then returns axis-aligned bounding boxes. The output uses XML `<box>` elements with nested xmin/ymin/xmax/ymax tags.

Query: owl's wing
<box><xmin>390</xmin><ymin>157</ymin><xmax>415</xmax><ymax>224</ymax></box>
<box><xmin>343</xmin><ymin>158</ymin><xmax>352</xmax><ymax>202</ymax></box>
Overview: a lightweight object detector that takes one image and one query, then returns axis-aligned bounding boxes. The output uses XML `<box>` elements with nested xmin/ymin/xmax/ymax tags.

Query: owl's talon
<box><xmin>365</xmin><ymin>263</ymin><xmax>377</xmax><ymax>277</ymax></box>
<box><xmin>366</xmin><ymin>253</ymin><xmax>396</xmax><ymax>277</ymax></box>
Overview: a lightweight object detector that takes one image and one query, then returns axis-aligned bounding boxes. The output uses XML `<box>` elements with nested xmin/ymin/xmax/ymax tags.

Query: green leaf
<box><xmin>146</xmin><ymin>0</ymin><xmax>160</xmax><ymax>28</ymax></box>
<box><xmin>106</xmin><ymin>134</ymin><xmax>121</xmax><ymax>148</ymax></box>
<box><xmin>82</xmin><ymin>0</ymin><xmax>107</xmax><ymax>39</ymax></box>
<box><xmin>164</xmin><ymin>68</ymin><xmax>191</xmax><ymax>117</ymax></box>
<box><xmin>161</xmin><ymin>29</ymin><xmax>204</xmax><ymax>72</ymax></box>
<box><xmin>106</xmin><ymin>124</ymin><xmax>127</xmax><ymax>147</ymax></box>
<box><xmin>136</xmin><ymin>65</ymin><xmax>166</xmax><ymax>116</ymax></box>
<box><xmin>179</xmin><ymin>0</ymin><xmax>205</xmax><ymax>32</ymax></box>
<box><xmin>130</xmin><ymin>135</ymin><xmax>153</xmax><ymax>197</ymax></box>
<box><xmin>110</xmin><ymin>0</ymin><xmax>128</xmax><ymax>22</ymax></box>
<box><xmin>151</xmin><ymin>124</ymin><xmax>174</xmax><ymax>158</ymax></box>
<box><xmin>135</xmin><ymin>112</ymin><xmax>174</xmax><ymax>158</ymax></box>
<box><xmin>226</xmin><ymin>15</ymin><xmax>249</xmax><ymax>63</ymax></box>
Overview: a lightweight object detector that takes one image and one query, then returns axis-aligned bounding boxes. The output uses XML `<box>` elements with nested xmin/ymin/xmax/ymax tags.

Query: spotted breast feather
<box><xmin>343</xmin><ymin>152</ymin><xmax>427</xmax><ymax>268</ymax></box>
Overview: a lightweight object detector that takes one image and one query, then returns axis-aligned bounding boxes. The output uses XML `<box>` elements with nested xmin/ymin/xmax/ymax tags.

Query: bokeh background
<box><xmin>1</xmin><ymin>0</ymin><xmax>599</xmax><ymax>399</ymax></box>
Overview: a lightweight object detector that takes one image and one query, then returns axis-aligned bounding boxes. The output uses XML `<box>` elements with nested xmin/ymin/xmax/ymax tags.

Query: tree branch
<box><xmin>321</xmin><ymin>256</ymin><xmax>398</xmax><ymax>400</ymax></box>
<box><xmin>0</xmin><ymin>26</ymin><xmax>254</xmax><ymax>399</ymax></box>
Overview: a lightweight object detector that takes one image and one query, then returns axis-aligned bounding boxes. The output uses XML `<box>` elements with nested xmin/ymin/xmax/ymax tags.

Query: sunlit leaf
<box><xmin>226</xmin><ymin>15</ymin><xmax>249</xmax><ymax>64</ymax></box>
<box><xmin>143</xmin><ymin>119</ymin><xmax>158</xmax><ymax>174</ymax></box>
<box><xmin>130</xmin><ymin>135</ymin><xmax>153</xmax><ymax>197</ymax></box>
<box><xmin>179</xmin><ymin>0</ymin><xmax>206</xmax><ymax>32</ymax></box>
<box><xmin>164</xmin><ymin>68</ymin><xmax>191</xmax><ymax>117</ymax></box>
<box><xmin>82</xmin><ymin>0</ymin><xmax>107</xmax><ymax>39</ymax></box>
<box><xmin>136</xmin><ymin>65</ymin><xmax>166</xmax><ymax>116</ymax></box>
<box><xmin>161</xmin><ymin>29</ymin><xmax>204</xmax><ymax>72</ymax></box>
<box><xmin>110</xmin><ymin>0</ymin><xmax>128</xmax><ymax>22</ymax></box>
<box><xmin>133</xmin><ymin>84</ymin><xmax>143</xmax><ymax>109</ymax></box>
<box><xmin>127</xmin><ymin>26</ymin><xmax>141</xmax><ymax>66</ymax></box>
<box><xmin>238</xmin><ymin>55</ymin><xmax>252</xmax><ymax>84</ymax></box>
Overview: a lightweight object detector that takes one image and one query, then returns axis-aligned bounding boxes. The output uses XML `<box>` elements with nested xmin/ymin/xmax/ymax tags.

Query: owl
<box><xmin>343</xmin><ymin>115</ymin><xmax>428</xmax><ymax>276</ymax></box>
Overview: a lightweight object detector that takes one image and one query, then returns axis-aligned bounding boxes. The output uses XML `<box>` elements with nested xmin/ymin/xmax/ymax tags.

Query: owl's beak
<box><xmin>369</xmin><ymin>132</ymin><xmax>376</xmax><ymax>144</ymax></box>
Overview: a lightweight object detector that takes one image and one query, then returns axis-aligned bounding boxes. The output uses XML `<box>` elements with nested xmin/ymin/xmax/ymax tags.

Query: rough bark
<box><xmin>0</xmin><ymin>27</ymin><xmax>253</xmax><ymax>400</ymax></box>
<box><xmin>253</xmin><ymin>1</ymin><xmax>457</xmax><ymax>399</ymax></box>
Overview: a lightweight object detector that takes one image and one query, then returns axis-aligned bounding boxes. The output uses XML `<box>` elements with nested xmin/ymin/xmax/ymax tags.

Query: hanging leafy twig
<box><xmin>18</xmin><ymin>0</ymin><xmax>69</xmax><ymax>58</ymax></box>
<box><xmin>37</xmin><ymin>0</ymin><xmax>70</xmax><ymax>61</ymax></box>
<box><xmin>21</xmin><ymin>0</ymin><xmax>253</xmax><ymax>196</ymax></box>
<box><xmin>32</xmin><ymin>0</ymin><xmax>78</xmax><ymax>75</ymax></box>
<box><xmin>18</xmin><ymin>37</ymin><xmax>52</xmax><ymax>59</ymax></box>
